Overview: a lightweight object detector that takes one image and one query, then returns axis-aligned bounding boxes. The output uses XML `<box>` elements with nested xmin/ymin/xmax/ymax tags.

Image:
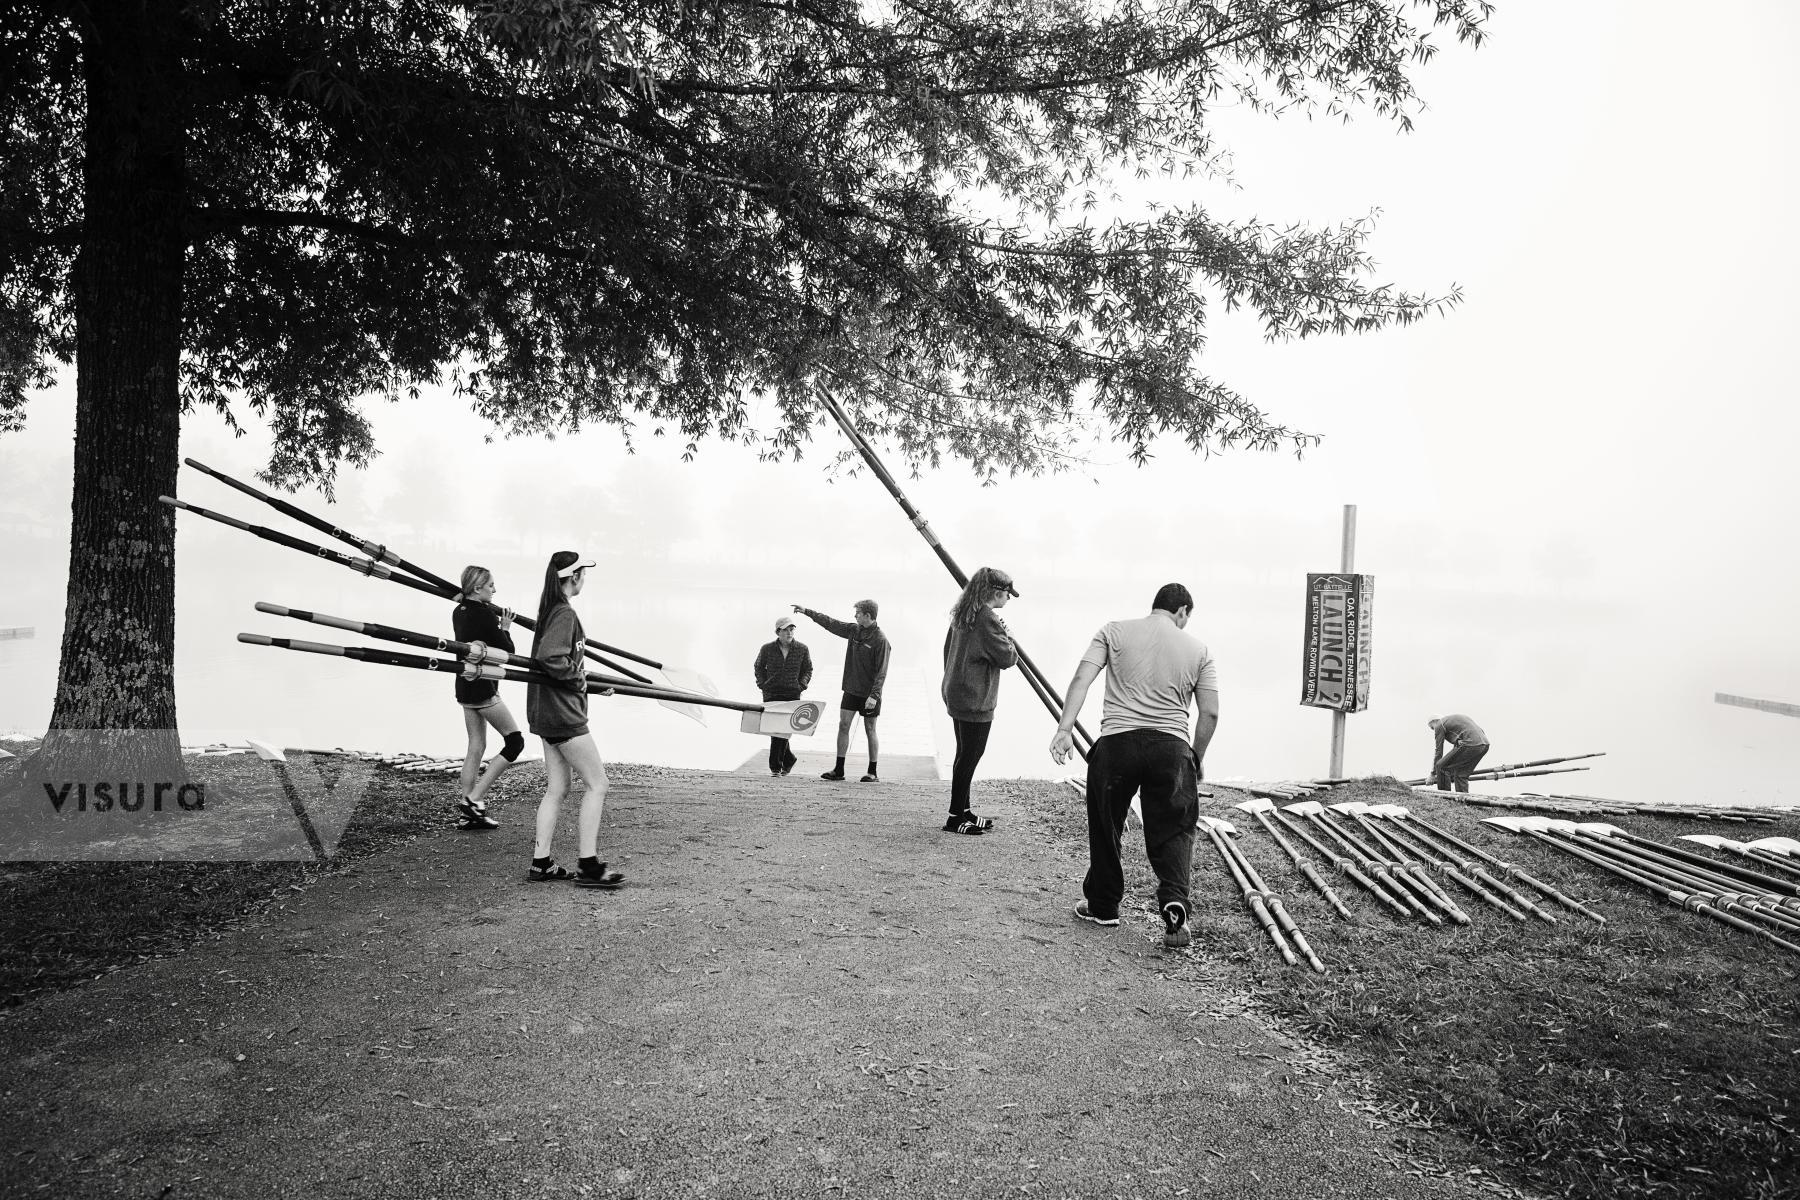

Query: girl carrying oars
<box><xmin>525</xmin><ymin>551</ymin><xmax>623</xmax><ymax>889</ymax></box>
<box><xmin>451</xmin><ymin>566</ymin><xmax>522</xmax><ymax>830</ymax></box>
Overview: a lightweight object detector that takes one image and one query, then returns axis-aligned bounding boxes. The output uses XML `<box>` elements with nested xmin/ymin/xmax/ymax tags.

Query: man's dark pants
<box><xmin>1083</xmin><ymin>729</ymin><xmax>1201</xmax><ymax>916</ymax></box>
<box><xmin>1434</xmin><ymin>742</ymin><xmax>1490</xmax><ymax>793</ymax></box>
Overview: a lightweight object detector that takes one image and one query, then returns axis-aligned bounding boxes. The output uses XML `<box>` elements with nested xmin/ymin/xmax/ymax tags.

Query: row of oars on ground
<box><xmin>1481</xmin><ymin>817</ymin><xmax>1800</xmax><ymax>955</ymax></box>
<box><xmin>1200</xmin><ymin>797</ymin><xmax>1609</xmax><ymax>975</ymax></box>
<box><xmin>1435</xmin><ymin>790</ymin><xmax>1786</xmax><ymax>822</ymax></box>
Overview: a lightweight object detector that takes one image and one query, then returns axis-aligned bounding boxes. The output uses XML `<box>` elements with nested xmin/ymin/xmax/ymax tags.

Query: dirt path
<box><xmin>0</xmin><ymin>766</ymin><xmax>1516</xmax><ymax>1199</ymax></box>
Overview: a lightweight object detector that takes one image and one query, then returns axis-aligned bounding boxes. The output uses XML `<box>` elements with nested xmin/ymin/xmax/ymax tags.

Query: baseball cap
<box><xmin>775</xmin><ymin>615</ymin><xmax>797</xmax><ymax>631</ymax></box>
<box><xmin>992</xmin><ymin>571</ymin><xmax>1020</xmax><ymax>598</ymax></box>
<box><xmin>556</xmin><ymin>557</ymin><xmax>597</xmax><ymax>578</ymax></box>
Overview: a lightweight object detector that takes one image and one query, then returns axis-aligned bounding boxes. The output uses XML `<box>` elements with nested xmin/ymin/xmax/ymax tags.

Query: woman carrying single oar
<box><xmin>525</xmin><ymin>551</ymin><xmax>623</xmax><ymax>889</ymax></box>
<box><xmin>940</xmin><ymin>566</ymin><xmax>1020</xmax><ymax>835</ymax></box>
<box><xmin>451</xmin><ymin>566</ymin><xmax>523</xmax><ymax>830</ymax></box>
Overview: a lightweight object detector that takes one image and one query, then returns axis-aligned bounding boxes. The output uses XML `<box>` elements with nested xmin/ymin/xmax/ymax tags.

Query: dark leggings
<box><xmin>950</xmin><ymin>718</ymin><xmax>993</xmax><ymax>814</ymax></box>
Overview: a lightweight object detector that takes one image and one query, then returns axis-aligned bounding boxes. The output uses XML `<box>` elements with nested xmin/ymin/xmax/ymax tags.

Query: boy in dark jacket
<box><xmin>754</xmin><ymin>615</ymin><xmax>813</xmax><ymax>775</ymax></box>
<box><xmin>793</xmin><ymin>599</ymin><xmax>890</xmax><ymax>782</ymax></box>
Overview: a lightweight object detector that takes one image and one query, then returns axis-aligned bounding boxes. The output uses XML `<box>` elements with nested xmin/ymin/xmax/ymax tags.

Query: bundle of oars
<box><xmin>1483</xmin><ymin>816</ymin><xmax>1800</xmax><ymax>955</ymax></box>
<box><xmin>1392</xmin><ymin>753</ymin><xmax>1604</xmax><ymax>788</ymax></box>
<box><xmin>1215</xmin><ymin>798</ymin><xmax>1607</xmax><ymax>971</ymax></box>
<box><xmin>162</xmin><ymin>459</ymin><xmax>765</xmax><ymax>721</ymax></box>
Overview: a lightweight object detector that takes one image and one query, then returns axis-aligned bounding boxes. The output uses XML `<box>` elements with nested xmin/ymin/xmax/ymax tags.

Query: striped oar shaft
<box><xmin>253</xmin><ymin>603</ymin><xmax>713</xmax><ymax>704</ymax></box>
<box><xmin>1407</xmin><ymin>811</ymin><xmax>1607</xmax><ymax>924</ymax></box>
<box><xmin>816</xmin><ymin>388</ymin><xmax>1094</xmax><ymax>761</ymax></box>
<box><xmin>1250</xmin><ymin>808</ymin><xmax>1354</xmax><ymax>921</ymax></box>
<box><xmin>1268</xmin><ymin>809</ymin><xmax>1406</xmax><ymax>920</ymax></box>
<box><xmin>186</xmin><ymin>457</ymin><xmax>663</xmax><ymax>670</ymax></box>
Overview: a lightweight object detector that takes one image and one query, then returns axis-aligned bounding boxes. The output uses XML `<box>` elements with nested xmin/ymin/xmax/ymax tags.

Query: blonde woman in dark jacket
<box><xmin>524</xmin><ymin>550</ymin><xmax>622</xmax><ymax>889</ymax></box>
<box><xmin>940</xmin><ymin>567</ymin><xmax>1020</xmax><ymax>835</ymax></box>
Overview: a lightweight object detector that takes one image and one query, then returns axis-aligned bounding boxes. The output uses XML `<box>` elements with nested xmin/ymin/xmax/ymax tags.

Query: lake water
<box><xmin>4</xmin><ymin>533</ymin><xmax>1798</xmax><ymax>809</ymax></box>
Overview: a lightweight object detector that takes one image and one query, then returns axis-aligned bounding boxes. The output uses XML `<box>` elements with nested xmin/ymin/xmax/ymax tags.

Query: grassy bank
<box><xmin>1032</xmin><ymin>777</ymin><xmax>1800</xmax><ymax>1200</ymax></box>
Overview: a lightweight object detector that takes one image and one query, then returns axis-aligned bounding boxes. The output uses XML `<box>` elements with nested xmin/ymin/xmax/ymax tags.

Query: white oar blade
<box><xmin>1284</xmin><ymin>801</ymin><xmax>1325</xmax><ymax>815</ymax></box>
<box><xmin>655</xmin><ymin>697</ymin><xmax>708</xmax><ymax>726</ymax></box>
<box><xmin>657</xmin><ymin>667</ymin><xmax>721</xmax><ymax>698</ymax></box>
<box><xmin>1231</xmin><ymin>797</ymin><xmax>1275</xmax><ymax>813</ymax></box>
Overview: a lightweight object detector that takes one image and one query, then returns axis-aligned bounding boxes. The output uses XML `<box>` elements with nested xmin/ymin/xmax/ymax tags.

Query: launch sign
<box><xmin>1300</xmin><ymin>574</ymin><xmax>1373</xmax><ymax>712</ymax></box>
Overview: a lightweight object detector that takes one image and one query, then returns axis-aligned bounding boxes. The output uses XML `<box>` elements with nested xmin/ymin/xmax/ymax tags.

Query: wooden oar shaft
<box><xmin>1206</xmin><ymin>826</ymin><xmax>1295</xmax><ymax>965</ymax></box>
<box><xmin>1303</xmin><ymin>812</ymin><xmax>1439</xmax><ymax>924</ymax></box>
<box><xmin>817</xmin><ymin>388</ymin><xmax>1094</xmax><ymax>759</ymax></box>
<box><xmin>181</xmin><ymin>458</ymin><xmax>664</xmax><ymax>671</ymax></box>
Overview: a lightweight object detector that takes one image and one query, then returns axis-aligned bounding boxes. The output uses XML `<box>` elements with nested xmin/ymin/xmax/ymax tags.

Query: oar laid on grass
<box><xmin>1513</xmin><ymin>819</ymin><xmax>1800</xmax><ymax>943</ymax></box>
<box><xmin>1329</xmin><ymin>801</ymin><xmax>1477</xmax><ymax>924</ymax></box>
<box><xmin>1561</xmin><ymin>824</ymin><xmax>1800</xmax><ymax>925</ymax></box>
<box><xmin>237</xmin><ymin>634</ymin><xmax>763</xmax><ymax>715</ymax></box>
<box><xmin>816</xmin><ymin>387</ymin><xmax>1095</xmax><ymax>762</ymax></box>
<box><xmin>1592</xmin><ymin>825</ymin><xmax>1800</xmax><ymax>901</ymax></box>
<box><xmin>1484</xmin><ymin>818</ymin><xmax>1800</xmax><ymax>954</ymax></box>
<box><xmin>1284</xmin><ymin>801</ymin><xmax>1442</xmax><ymax>925</ymax></box>
<box><xmin>1365</xmin><ymin>805</ymin><xmax>1558</xmax><ymax>924</ymax></box>
<box><xmin>163</xmin><ymin>494</ymin><xmax>659</xmax><ymax>685</ymax></box>
<box><xmin>1681</xmin><ymin>836</ymin><xmax>1800</xmax><ymax>882</ymax></box>
<box><xmin>1403</xmin><ymin>810</ymin><xmax>1606</xmax><ymax>924</ymax></box>
<box><xmin>1253</xmin><ymin>799</ymin><xmax>1408</xmax><ymax>920</ymax></box>
<box><xmin>1202</xmin><ymin>816</ymin><xmax>1326</xmax><ymax>973</ymax></box>
<box><xmin>1231</xmin><ymin>798</ymin><xmax>1355</xmax><ymax>921</ymax></box>
<box><xmin>1349</xmin><ymin>803</ymin><xmax>1531</xmax><ymax>922</ymax></box>
<box><xmin>184</xmin><ymin>457</ymin><xmax>662</xmax><ymax>667</ymax></box>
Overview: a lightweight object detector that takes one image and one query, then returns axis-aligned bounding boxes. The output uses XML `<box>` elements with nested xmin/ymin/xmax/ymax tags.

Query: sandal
<box><xmin>528</xmin><ymin>861</ymin><xmax>574</xmax><ymax>882</ymax></box>
<box><xmin>455</xmin><ymin>797</ymin><xmax>497</xmax><ymax>828</ymax></box>
<box><xmin>456</xmin><ymin>813</ymin><xmax>499</xmax><ymax>830</ymax></box>
<box><xmin>574</xmin><ymin>862</ymin><xmax>625</xmax><ymax>890</ymax></box>
<box><xmin>943</xmin><ymin>813</ymin><xmax>991</xmax><ymax>836</ymax></box>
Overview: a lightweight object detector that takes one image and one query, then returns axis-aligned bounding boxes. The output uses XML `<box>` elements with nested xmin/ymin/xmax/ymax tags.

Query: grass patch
<box><xmin>1080</xmin><ymin>777</ymin><xmax>1800</xmax><ymax>1200</ymax></box>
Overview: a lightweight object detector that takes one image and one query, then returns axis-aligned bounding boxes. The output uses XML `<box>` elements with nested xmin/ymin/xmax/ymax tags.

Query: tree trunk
<box><xmin>34</xmin><ymin>2</ymin><xmax>189</xmax><ymax>783</ymax></box>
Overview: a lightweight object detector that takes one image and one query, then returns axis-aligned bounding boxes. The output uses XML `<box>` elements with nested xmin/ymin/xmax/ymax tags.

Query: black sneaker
<box><xmin>1074</xmin><ymin>901</ymin><xmax>1120</xmax><ymax>927</ymax></box>
<box><xmin>1161</xmin><ymin>901</ymin><xmax>1192</xmax><ymax>948</ymax></box>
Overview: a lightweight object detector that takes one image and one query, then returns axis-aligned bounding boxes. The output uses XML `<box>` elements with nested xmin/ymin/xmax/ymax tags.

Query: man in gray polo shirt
<box><xmin>1050</xmin><ymin>583</ymin><xmax>1219</xmax><ymax>949</ymax></box>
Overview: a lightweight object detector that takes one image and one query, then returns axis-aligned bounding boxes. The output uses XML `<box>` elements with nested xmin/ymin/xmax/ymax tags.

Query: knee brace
<box><xmin>500</xmin><ymin>730</ymin><xmax>526</xmax><ymax>762</ymax></box>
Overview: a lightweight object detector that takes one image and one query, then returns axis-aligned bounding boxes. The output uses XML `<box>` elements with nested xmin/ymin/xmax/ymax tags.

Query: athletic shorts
<box><xmin>841</xmin><ymin>692</ymin><xmax>882</xmax><ymax>719</ymax></box>
<box><xmin>460</xmin><ymin>697</ymin><xmax>501</xmax><ymax>712</ymax></box>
